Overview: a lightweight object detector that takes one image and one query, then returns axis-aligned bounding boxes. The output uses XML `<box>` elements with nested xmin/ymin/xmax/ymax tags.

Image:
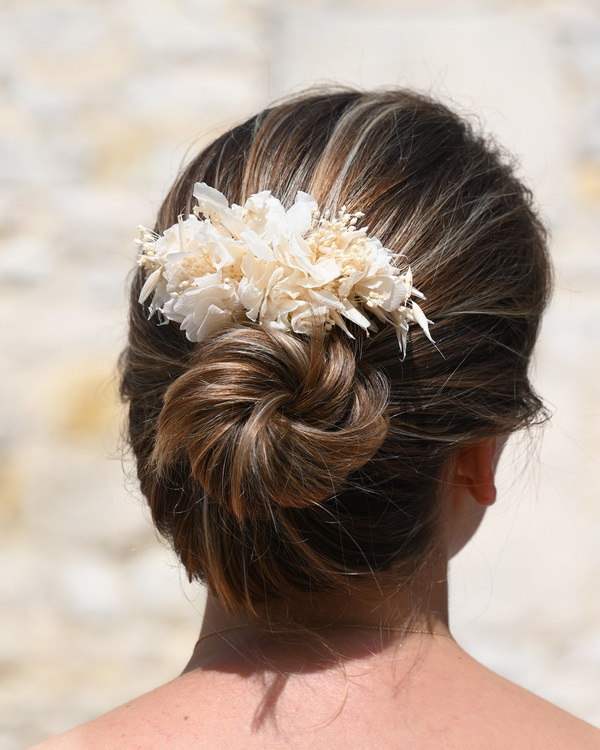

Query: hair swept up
<box><xmin>120</xmin><ymin>88</ymin><xmax>551</xmax><ymax>615</ymax></box>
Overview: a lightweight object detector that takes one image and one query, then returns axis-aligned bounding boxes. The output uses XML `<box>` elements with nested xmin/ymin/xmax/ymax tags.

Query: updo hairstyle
<box><xmin>120</xmin><ymin>89</ymin><xmax>551</xmax><ymax>615</ymax></box>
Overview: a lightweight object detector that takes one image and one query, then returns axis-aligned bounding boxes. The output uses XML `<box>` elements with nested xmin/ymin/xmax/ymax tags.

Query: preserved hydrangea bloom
<box><xmin>136</xmin><ymin>183</ymin><xmax>433</xmax><ymax>353</ymax></box>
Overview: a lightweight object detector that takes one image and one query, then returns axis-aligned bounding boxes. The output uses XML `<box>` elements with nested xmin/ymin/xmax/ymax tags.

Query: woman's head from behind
<box><xmin>120</xmin><ymin>88</ymin><xmax>551</xmax><ymax>617</ymax></box>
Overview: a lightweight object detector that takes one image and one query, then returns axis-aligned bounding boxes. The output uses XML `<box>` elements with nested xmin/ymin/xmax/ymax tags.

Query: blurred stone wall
<box><xmin>1</xmin><ymin>0</ymin><xmax>599</xmax><ymax>746</ymax></box>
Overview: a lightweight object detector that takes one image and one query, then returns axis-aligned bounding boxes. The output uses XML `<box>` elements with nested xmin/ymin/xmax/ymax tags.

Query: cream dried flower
<box><xmin>135</xmin><ymin>183</ymin><xmax>434</xmax><ymax>354</ymax></box>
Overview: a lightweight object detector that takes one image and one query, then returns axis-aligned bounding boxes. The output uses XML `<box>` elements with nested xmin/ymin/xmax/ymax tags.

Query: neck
<box><xmin>185</xmin><ymin>555</ymin><xmax>451</xmax><ymax>671</ymax></box>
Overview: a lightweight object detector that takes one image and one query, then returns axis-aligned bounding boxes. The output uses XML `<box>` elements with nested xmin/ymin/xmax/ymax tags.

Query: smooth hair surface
<box><xmin>120</xmin><ymin>88</ymin><xmax>551</xmax><ymax>615</ymax></box>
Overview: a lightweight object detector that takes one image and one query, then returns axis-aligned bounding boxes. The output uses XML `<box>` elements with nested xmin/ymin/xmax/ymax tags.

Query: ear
<box><xmin>453</xmin><ymin>439</ymin><xmax>498</xmax><ymax>507</ymax></box>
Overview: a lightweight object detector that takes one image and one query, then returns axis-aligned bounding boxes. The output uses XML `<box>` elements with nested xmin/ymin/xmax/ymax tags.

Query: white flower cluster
<box><xmin>136</xmin><ymin>183</ymin><xmax>433</xmax><ymax>354</ymax></box>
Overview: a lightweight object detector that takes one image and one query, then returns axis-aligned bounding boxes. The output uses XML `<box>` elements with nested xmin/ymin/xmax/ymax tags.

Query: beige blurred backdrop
<box><xmin>1</xmin><ymin>0</ymin><xmax>599</xmax><ymax>746</ymax></box>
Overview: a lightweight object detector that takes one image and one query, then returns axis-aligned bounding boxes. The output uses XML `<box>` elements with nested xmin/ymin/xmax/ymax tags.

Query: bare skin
<box><xmin>31</xmin><ymin>441</ymin><xmax>600</xmax><ymax>749</ymax></box>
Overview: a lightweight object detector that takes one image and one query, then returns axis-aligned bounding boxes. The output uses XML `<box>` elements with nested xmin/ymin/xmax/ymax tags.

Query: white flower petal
<box><xmin>193</xmin><ymin>182</ymin><xmax>229</xmax><ymax>218</ymax></box>
<box><xmin>185</xmin><ymin>303</ymin><xmax>233</xmax><ymax>341</ymax></box>
<box><xmin>193</xmin><ymin>183</ymin><xmax>245</xmax><ymax>237</ymax></box>
<box><xmin>410</xmin><ymin>301</ymin><xmax>435</xmax><ymax>342</ymax></box>
<box><xmin>242</xmin><ymin>229</ymin><xmax>274</xmax><ymax>261</ymax></box>
<box><xmin>287</xmin><ymin>232</ymin><xmax>312</xmax><ymax>260</ymax></box>
<box><xmin>244</xmin><ymin>191</ymin><xmax>287</xmax><ymax>242</ymax></box>
<box><xmin>397</xmin><ymin>324</ymin><xmax>408</xmax><ymax>355</ymax></box>
<box><xmin>238</xmin><ymin>280</ymin><xmax>264</xmax><ymax>321</ymax></box>
<box><xmin>341</xmin><ymin>300</ymin><xmax>371</xmax><ymax>329</ymax></box>
<box><xmin>295</xmin><ymin>191</ymin><xmax>319</xmax><ymax>212</ymax></box>
<box><xmin>285</xmin><ymin>193</ymin><xmax>316</xmax><ymax>236</ymax></box>
<box><xmin>289</xmin><ymin>303</ymin><xmax>329</xmax><ymax>334</ymax></box>
<box><xmin>330</xmin><ymin>309</ymin><xmax>355</xmax><ymax>339</ymax></box>
<box><xmin>309</xmin><ymin>288</ymin><xmax>343</xmax><ymax>309</ymax></box>
<box><xmin>338</xmin><ymin>268</ymin><xmax>366</xmax><ymax>298</ymax></box>
<box><xmin>139</xmin><ymin>268</ymin><xmax>162</xmax><ymax>304</ymax></box>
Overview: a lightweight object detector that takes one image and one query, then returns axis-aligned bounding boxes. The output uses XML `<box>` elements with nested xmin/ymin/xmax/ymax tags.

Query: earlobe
<box><xmin>454</xmin><ymin>439</ymin><xmax>498</xmax><ymax>507</ymax></box>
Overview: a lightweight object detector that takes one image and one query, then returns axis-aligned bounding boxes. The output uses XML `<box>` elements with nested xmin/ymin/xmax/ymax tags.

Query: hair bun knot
<box><xmin>152</xmin><ymin>326</ymin><xmax>390</xmax><ymax>519</ymax></box>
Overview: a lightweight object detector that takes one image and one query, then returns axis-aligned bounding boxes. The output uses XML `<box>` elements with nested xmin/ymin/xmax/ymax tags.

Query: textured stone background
<box><xmin>1</xmin><ymin>0</ymin><xmax>599</xmax><ymax>746</ymax></box>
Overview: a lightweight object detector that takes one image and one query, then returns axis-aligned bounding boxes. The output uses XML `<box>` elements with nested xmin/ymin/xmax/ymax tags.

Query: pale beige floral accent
<box><xmin>136</xmin><ymin>183</ymin><xmax>434</xmax><ymax>353</ymax></box>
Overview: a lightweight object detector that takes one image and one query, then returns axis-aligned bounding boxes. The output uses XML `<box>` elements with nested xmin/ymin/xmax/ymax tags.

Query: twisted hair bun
<box><xmin>152</xmin><ymin>326</ymin><xmax>390</xmax><ymax>519</ymax></box>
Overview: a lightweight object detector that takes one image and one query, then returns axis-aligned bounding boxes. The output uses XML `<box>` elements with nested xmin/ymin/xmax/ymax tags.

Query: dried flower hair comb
<box><xmin>136</xmin><ymin>183</ymin><xmax>433</xmax><ymax>354</ymax></box>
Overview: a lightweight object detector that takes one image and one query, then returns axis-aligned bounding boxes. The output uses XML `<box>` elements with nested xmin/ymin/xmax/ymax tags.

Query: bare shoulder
<box><xmin>451</xmin><ymin>653</ymin><xmax>600</xmax><ymax>749</ymax></box>
<box><xmin>26</xmin><ymin>677</ymin><xmax>195</xmax><ymax>750</ymax></box>
<box><xmin>27</xmin><ymin>655</ymin><xmax>600</xmax><ymax>750</ymax></box>
<box><xmin>503</xmin><ymin>688</ymin><xmax>599</xmax><ymax>747</ymax></box>
<box><xmin>26</xmin><ymin>671</ymin><xmax>241</xmax><ymax>750</ymax></box>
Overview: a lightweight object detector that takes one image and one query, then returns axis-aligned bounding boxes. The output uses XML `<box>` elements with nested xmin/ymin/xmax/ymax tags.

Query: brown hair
<box><xmin>120</xmin><ymin>88</ymin><xmax>551</xmax><ymax>615</ymax></box>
